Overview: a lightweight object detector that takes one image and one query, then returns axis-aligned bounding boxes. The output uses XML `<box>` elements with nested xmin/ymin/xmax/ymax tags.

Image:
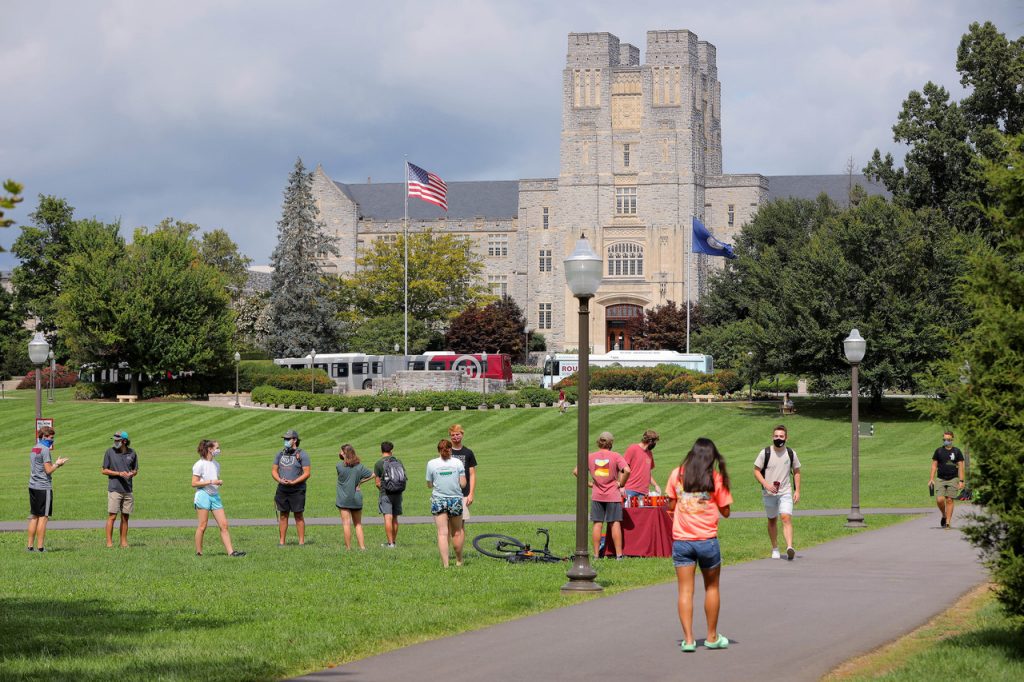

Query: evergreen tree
<box><xmin>266</xmin><ymin>158</ymin><xmax>338</xmax><ymax>357</ymax></box>
<box><xmin>0</xmin><ymin>179</ymin><xmax>23</xmax><ymax>234</ymax></box>
<box><xmin>10</xmin><ymin>195</ymin><xmax>76</xmax><ymax>337</ymax></box>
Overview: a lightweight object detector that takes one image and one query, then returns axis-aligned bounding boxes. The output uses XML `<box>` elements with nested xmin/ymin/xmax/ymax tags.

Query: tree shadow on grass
<box><xmin>0</xmin><ymin>598</ymin><xmax>286</xmax><ymax>681</ymax></box>
<box><xmin>943</xmin><ymin>623</ymin><xmax>1024</xmax><ymax>662</ymax></box>
<box><xmin>727</xmin><ymin>397</ymin><xmax>926</xmax><ymax>424</ymax></box>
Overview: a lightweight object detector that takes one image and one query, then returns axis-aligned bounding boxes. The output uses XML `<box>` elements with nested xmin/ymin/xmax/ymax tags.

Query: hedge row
<box><xmin>556</xmin><ymin>366</ymin><xmax>741</xmax><ymax>396</ymax></box>
<box><xmin>251</xmin><ymin>385</ymin><xmax>574</xmax><ymax>411</ymax></box>
<box><xmin>17</xmin><ymin>365</ymin><xmax>79</xmax><ymax>389</ymax></box>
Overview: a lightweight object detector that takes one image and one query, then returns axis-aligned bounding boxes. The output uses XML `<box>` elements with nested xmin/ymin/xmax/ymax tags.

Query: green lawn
<box><xmin>0</xmin><ymin>517</ymin><xmax>911</xmax><ymax>681</ymax></box>
<box><xmin>1</xmin><ymin>389</ymin><xmax>941</xmax><ymax>521</ymax></box>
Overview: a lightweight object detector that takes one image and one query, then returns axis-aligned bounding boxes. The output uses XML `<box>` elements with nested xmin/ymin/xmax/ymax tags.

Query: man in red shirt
<box><xmin>623</xmin><ymin>429</ymin><xmax>662</xmax><ymax>499</ymax></box>
<box><xmin>573</xmin><ymin>431</ymin><xmax>630</xmax><ymax>559</ymax></box>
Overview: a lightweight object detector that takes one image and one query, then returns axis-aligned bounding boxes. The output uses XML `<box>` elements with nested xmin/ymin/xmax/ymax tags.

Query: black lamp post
<box><xmin>561</xmin><ymin>233</ymin><xmax>603</xmax><ymax>593</ymax></box>
<box><xmin>28</xmin><ymin>332</ymin><xmax>49</xmax><ymax>421</ymax></box>
<box><xmin>843</xmin><ymin>328</ymin><xmax>867</xmax><ymax>528</ymax></box>
<box><xmin>233</xmin><ymin>351</ymin><xmax>241</xmax><ymax>408</ymax></box>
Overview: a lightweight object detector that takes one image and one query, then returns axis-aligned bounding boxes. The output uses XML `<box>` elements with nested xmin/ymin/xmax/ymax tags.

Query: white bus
<box><xmin>541</xmin><ymin>350</ymin><xmax>714</xmax><ymax>388</ymax></box>
<box><xmin>274</xmin><ymin>353</ymin><xmax>407</xmax><ymax>392</ymax></box>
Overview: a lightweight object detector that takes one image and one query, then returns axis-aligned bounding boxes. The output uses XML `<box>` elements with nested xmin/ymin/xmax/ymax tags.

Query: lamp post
<box><xmin>47</xmin><ymin>350</ymin><xmax>55</xmax><ymax>403</ymax></box>
<box><xmin>309</xmin><ymin>349</ymin><xmax>316</xmax><ymax>396</ymax></box>
<box><xmin>233</xmin><ymin>351</ymin><xmax>241</xmax><ymax>408</ymax></box>
<box><xmin>482</xmin><ymin>350</ymin><xmax>488</xmax><ymax>398</ymax></box>
<box><xmin>843</xmin><ymin>328</ymin><xmax>867</xmax><ymax>528</ymax></box>
<box><xmin>561</xmin><ymin>233</ymin><xmax>603</xmax><ymax>593</ymax></box>
<box><xmin>28</xmin><ymin>332</ymin><xmax>50</xmax><ymax>421</ymax></box>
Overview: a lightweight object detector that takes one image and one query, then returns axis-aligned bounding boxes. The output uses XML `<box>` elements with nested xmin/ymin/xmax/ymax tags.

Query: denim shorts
<box><xmin>672</xmin><ymin>538</ymin><xmax>722</xmax><ymax>569</ymax></box>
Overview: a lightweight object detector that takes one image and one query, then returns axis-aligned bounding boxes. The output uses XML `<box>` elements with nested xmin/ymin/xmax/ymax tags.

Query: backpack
<box><xmin>380</xmin><ymin>458</ymin><xmax>407</xmax><ymax>493</ymax></box>
<box><xmin>759</xmin><ymin>446</ymin><xmax>795</xmax><ymax>479</ymax></box>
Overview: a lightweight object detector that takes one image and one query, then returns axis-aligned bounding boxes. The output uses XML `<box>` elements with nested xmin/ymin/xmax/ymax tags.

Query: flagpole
<box><xmin>404</xmin><ymin>158</ymin><xmax>409</xmax><ymax>357</ymax></box>
<box><xmin>686</xmin><ymin>216</ymin><xmax>691</xmax><ymax>354</ymax></box>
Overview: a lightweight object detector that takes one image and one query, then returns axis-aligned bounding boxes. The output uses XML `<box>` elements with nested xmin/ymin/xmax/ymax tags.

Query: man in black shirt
<box><xmin>929</xmin><ymin>430</ymin><xmax>965</xmax><ymax>529</ymax></box>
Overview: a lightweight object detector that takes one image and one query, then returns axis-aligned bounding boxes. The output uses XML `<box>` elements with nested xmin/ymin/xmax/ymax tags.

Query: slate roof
<box><xmin>332</xmin><ymin>175</ymin><xmax>890</xmax><ymax>221</ymax></box>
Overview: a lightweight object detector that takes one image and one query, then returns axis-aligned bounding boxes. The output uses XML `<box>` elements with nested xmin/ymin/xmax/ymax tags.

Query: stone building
<box><xmin>311</xmin><ymin>29</ymin><xmax>886</xmax><ymax>353</ymax></box>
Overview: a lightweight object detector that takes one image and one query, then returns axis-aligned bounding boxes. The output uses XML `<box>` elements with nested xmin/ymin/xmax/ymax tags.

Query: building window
<box><xmin>487</xmin><ymin>234</ymin><xmax>508</xmax><ymax>257</ymax></box>
<box><xmin>623</xmin><ymin>143</ymin><xmax>630</xmax><ymax>168</ymax></box>
<box><xmin>488</xmin><ymin>275</ymin><xmax>508</xmax><ymax>297</ymax></box>
<box><xmin>379</xmin><ymin>234</ymin><xmax>398</xmax><ymax>243</ymax></box>
<box><xmin>539</xmin><ymin>249</ymin><xmax>552</xmax><ymax>272</ymax></box>
<box><xmin>538</xmin><ymin>303</ymin><xmax>552</xmax><ymax>329</ymax></box>
<box><xmin>607</xmin><ymin>242</ymin><xmax>644</xmax><ymax>277</ymax></box>
<box><xmin>542</xmin><ymin>207</ymin><xmax>549</xmax><ymax>230</ymax></box>
<box><xmin>727</xmin><ymin>204</ymin><xmax>735</xmax><ymax>227</ymax></box>
<box><xmin>615</xmin><ymin>187</ymin><xmax>637</xmax><ymax>215</ymax></box>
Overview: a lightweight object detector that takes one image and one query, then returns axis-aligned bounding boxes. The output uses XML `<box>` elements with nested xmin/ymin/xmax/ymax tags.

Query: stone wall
<box><xmin>379</xmin><ymin>370</ymin><xmax>507</xmax><ymax>394</ymax></box>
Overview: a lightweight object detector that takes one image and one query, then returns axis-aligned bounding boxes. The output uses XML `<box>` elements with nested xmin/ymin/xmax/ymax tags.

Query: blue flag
<box><xmin>692</xmin><ymin>217</ymin><xmax>737</xmax><ymax>259</ymax></box>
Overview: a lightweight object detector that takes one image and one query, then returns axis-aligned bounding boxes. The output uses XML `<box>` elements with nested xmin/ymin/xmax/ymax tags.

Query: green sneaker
<box><xmin>705</xmin><ymin>634</ymin><xmax>729</xmax><ymax>649</ymax></box>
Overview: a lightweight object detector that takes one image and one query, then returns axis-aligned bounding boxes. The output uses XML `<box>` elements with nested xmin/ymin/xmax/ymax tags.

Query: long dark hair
<box><xmin>681</xmin><ymin>438</ymin><xmax>730</xmax><ymax>493</ymax></box>
<box><xmin>197</xmin><ymin>439</ymin><xmax>215</xmax><ymax>461</ymax></box>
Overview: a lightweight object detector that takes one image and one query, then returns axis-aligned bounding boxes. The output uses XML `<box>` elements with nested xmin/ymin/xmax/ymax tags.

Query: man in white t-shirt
<box><xmin>753</xmin><ymin>425</ymin><xmax>802</xmax><ymax>560</ymax></box>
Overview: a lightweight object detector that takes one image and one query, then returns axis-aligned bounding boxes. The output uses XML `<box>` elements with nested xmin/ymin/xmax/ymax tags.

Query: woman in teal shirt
<box><xmin>336</xmin><ymin>444</ymin><xmax>374</xmax><ymax>550</ymax></box>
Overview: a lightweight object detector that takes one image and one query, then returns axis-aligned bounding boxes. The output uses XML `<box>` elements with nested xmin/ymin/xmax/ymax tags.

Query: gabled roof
<box><xmin>335</xmin><ymin>180</ymin><xmax>521</xmax><ymax>221</ymax></box>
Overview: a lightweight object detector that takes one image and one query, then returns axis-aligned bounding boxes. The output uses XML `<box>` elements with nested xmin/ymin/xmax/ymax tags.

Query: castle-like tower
<box><xmin>311</xmin><ymin>29</ymin><xmax>772</xmax><ymax>353</ymax></box>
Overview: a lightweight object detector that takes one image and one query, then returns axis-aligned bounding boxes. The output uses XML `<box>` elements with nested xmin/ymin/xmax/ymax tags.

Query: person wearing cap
<box><xmin>272</xmin><ymin>429</ymin><xmax>311</xmax><ymax>546</ymax></box>
<box><xmin>623</xmin><ymin>429</ymin><xmax>662</xmax><ymax>499</ymax></box>
<box><xmin>100</xmin><ymin>430</ymin><xmax>139</xmax><ymax>548</ymax></box>
<box><xmin>572</xmin><ymin>431</ymin><xmax>630</xmax><ymax>560</ymax></box>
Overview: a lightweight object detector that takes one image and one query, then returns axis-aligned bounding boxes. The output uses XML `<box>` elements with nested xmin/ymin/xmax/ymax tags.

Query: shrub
<box><xmin>249</xmin><ymin>386</ymin><xmax>566</xmax><ymax>411</ymax></box>
<box><xmin>511</xmin><ymin>364</ymin><xmax>542</xmax><ymax>374</ymax></box>
<box><xmin>74</xmin><ymin>382</ymin><xmax>103</xmax><ymax>400</ymax></box>
<box><xmin>714</xmin><ymin>369</ymin><xmax>744</xmax><ymax>393</ymax></box>
<box><xmin>753</xmin><ymin>375</ymin><xmax>799</xmax><ymax>393</ymax></box>
<box><xmin>17</xmin><ymin>364</ymin><xmax>79</xmax><ymax>389</ymax></box>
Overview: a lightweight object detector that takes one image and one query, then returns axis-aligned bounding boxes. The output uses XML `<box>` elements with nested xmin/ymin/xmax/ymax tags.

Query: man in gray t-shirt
<box><xmin>27</xmin><ymin>426</ymin><xmax>69</xmax><ymax>552</ymax></box>
<box><xmin>753</xmin><ymin>425</ymin><xmax>802</xmax><ymax>561</ymax></box>
<box><xmin>272</xmin><ymin>429</ymin><xmax>311</xmax><ymax>546</ymax></box>
<box><xmin>101</xmin><ymin>430</ymin><xmax>139</xmax><ymax>548</ymax></box>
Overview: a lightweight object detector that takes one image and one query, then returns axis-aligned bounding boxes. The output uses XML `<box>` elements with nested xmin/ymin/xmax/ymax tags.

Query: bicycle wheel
<box><xmin>473</xmin><ymin>533</ymin><xmax>527</xmax><ymax>559</ymax></box>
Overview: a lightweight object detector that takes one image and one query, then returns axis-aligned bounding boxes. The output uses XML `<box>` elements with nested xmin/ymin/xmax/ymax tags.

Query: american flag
<box><xmin>407</xmin><ymin>162</ymin><xmax>448</xmax><ymax>211</ymax></box>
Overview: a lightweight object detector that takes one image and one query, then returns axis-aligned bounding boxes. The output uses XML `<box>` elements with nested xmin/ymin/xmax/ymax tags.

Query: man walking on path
<box><xmin>26</xmin><ymin>426</ymin><xmax>69</xmax><ymax>552</ymax></box>
<box><xmin>623</xmin><ymin>429</ymin><xmax>662</xmax><ymax>499</ymax></box>
<box><xmin>100</xmin><ymin>430</ymin><xmax>138</xmax><ymax>548</ymax></box>
<box><xmin>272</xmin><ymin>429</ymin><xmax>311</xmax><ymax>546</ymax></box>
<box><xmin>753</xmin><ymin>425</ymin><xmax>801</xmax><ymax>560</ymax></box>
<box><xmin>448</xmin><ymin>424</ymin><xmax>476</xmax><ymax>522</ymax></box>
<box><xmin>929</xmin><ymin>430</ymin><xmax>965</xmax><ymax>529</ymax></box>
<box><xmin>374</xmin><ymin>441</ymin><xmax>406</xmax><ymax>548</ymax></box>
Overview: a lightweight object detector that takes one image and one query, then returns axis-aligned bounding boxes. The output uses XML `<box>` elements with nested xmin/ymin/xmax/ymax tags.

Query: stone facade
<box><xmin>310</xmin><ymin>29</ymin><xmax>886</xmax><ymax>353</ymax></box>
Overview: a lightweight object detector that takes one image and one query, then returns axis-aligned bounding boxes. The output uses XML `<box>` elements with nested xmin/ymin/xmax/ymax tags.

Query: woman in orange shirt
<box><xmin>665</xmin><ymin>438</ymin><xmax>732</xmax><ymax>652</ymax></box>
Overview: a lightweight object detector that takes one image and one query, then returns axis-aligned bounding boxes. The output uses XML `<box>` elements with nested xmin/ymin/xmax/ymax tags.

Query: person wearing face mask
<box><xmin>753</xmin><ymin>425</ymin><xmax>801</xmax><ymax>560</ymax></box>
<box><xmin>272</xmin><ymin>429</ymin><xmax>311</xmax><ymax>546</ymax></box>
<box><xmin>100</xmin><ymin>430</ymin><xmax>139</xmax><ymax>548</ymax></box>
<box><xmin>929</xmin><ymin>431</ymin><xmax>965</xmax><ymax>529</ymax></box>
<box><xmin>623</xmin><ymin>429</ymin><xmax>662</xmax><ymax>500</ymax></box>
<box><xmin>27</xmin><ymin>426</ymin><xmax>70</xmax><ymax>552</ymax></box>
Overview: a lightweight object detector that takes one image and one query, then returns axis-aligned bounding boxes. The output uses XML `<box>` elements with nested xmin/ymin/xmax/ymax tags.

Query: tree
<box><xmin>10</xmin><ymin>195</ymin><xmax>76</xmax><ymax>337</ymax></box>
<box><xmin>343</xmin><ymin>228</ymin><xmax>490</xmax><ymax>326</ymax></box>
<box><xmin>0</xmin><ymin>285</ymin><xmax>29</xmax><ymax>379</ymax></box>
<box><xmin>199</xmin><ymin>228</ymin><xmax>252</xmax><ymax>300</ymax></box>
<box><xmin>234</xmin><ymin>292</ymin><xmax>272</xmax><ymax>352</ymax></box>
<box><xmin>56</xmin><ymin>219</ymin><xmax>234</xmax><ymax>395</ymax></box>
<box><xmin>865</xmin><ymin>21</ymin><xmax>1024</xmax><ymax>236</ymax></box>
<box><xmin>915</xmin><ymin>134</ymin><xmax>1024</xmax><ymax>618</ymax></box>
<box><xmin>446</xmin><ymin>296</ymin><xmax>527</xmax><ymax>356</ymax></box>
<box><xmin>628</xmin><ymin>301</ymin><xmax>702</xmax><ymax>351</ymax></box>
<box><xmin>266</xmin><ymin>158</ymin><xmax>338</xmax><ymax>357</ymax></box>
<box><xmin>1</xmin><ymin>179</ymin><xmax>23</xmax><ymax>236</ymax></box>
<box><xmin>697</xmin><ymin>196</ymin><xmax>972</xmax><ymax>405</ymax></box>
<box><xmin>349</xmin><ymin>314</ymin><xmax>440</xmax><ymax>354</ymax></box>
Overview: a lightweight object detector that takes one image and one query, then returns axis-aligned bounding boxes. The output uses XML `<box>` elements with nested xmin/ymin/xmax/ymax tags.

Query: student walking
<box><xmin>272</xmin><ymin>429</ymin><xmax>311</xmax><ymax>546</ymax></box>
<box><xmin>191</xmin><ymin>439</ymin><xmax>245</xmax><ymax>557</ymax></box>
<box><xmin>753</xmin><ymin>425</ymin><xmax>801</xmax><ymax>560</ymax></box>
<box><xmin>101</xmin><ymin>430</ymin><xmax>138</xmax><ymax>548</ymax></box>
<box><xmin>572</xmin><ymin>431</ymin><xmax>630</xmax><ymax>559</ymax></box>
<box><xmin>374</xmin><ymin>442</ymin><xmax>407</xmax><ymax>548</ymax></box>
<box><xmin>26</xmin><ymin>426</ymin><xmax>69</xmax><ymax>552</ymax></box>
<box><xmin>665</xmin><ymin>437</ymin><xmax>733</xmax><ymax>652</ymax></box>
<box><xmin>929</xmin><ymin>430</ymin><xmax>965</xmax><ymax>528</ymax></box>
<box><xmin>426</xmin><ymin>439</ymin><xmax>467</xmax><ymax>568</ymax></box>
<box><xmin>448</xmin><ymin>424</ymin><xmax>477</xmax><ymax>522</ymax></box>
<box><xmin>336</xmin><ymin>444</ymin><xmax>374</xmax><ymax>550</ymax></box>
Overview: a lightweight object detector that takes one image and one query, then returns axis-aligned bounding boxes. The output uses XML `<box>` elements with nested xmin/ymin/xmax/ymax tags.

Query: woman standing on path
<box><xmin>191</xmin><ymin>439</ymin><xmax>245</xmax><ymax>557</ymax></box>
<box><xmin>665</xmin><ymin>438</ymin><xmax>732</xmax><ymax>652</ymax></box>
<box><xmin>336</xmin><ymin>444</ymin><xmax>374</xmax><ymax>550</ymax></box>
<box><xmin>426</xmin><ymin>439</ymin><xmax>466</xmax><ymax>568</ymax></box>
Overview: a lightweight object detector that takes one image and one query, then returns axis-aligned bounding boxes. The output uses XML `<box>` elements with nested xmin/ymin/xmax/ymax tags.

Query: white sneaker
<box><xmin>771</xmin><ymin>548</ymin><xmax>781</xmax><ymax>559</ymax></box>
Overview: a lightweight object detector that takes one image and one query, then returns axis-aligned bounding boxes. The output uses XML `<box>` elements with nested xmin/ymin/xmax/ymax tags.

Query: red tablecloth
<box><xmin>601</xmin><ymin>506</ymin><xmax>673</xmax><ymax>558</ymax></box>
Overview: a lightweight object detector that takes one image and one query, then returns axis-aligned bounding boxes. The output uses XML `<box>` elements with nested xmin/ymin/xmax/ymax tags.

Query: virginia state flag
<box><xmin>692</xmin><ymin>216</ymin><xmax>738</xmax><ymax>259</ymax></box>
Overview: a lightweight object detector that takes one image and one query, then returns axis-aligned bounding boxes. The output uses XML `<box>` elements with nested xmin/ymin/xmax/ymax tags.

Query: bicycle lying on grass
<box><xmin>472</xmin><ymin>528</ymin><xmax>567</xmax><ymax>563</ymax></box>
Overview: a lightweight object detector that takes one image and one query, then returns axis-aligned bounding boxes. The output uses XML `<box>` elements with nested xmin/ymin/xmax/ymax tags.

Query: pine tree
<box><xmin>266</xmin><ymin>158</ymin><xmax>338</xmax><ymax>357</ymax></box>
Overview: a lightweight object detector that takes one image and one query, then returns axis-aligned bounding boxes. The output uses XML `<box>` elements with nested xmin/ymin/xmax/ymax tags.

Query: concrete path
<box><xmin>294</xmin><ymin>505</ymin><xmax>986</xmax><ymax>682</ymax></box>
<box><xmin>0</xmin><ymin>508</ymin><xmax>936</xmax><ymax>532</ymax></box>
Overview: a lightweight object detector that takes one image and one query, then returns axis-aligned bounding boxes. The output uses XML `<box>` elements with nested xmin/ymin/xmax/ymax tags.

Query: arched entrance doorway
<box><xmin>605</xmin><ymin>304</ymin><xmax>644</xmax><ymax>351</ymax></box>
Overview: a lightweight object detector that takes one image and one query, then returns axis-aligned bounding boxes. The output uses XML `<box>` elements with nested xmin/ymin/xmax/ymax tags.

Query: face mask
<box><xmin>943</xmin><ymin>439</ymin><xmax>952</xmax><ymax>447</ymax></box>
<box><xmin>41</xmin><ymin>438</ymin><xmax>54</xmax><ymax>448</ymax></box>
<box><xmin>647</xmin><ymin>442</ymin><xmax>657</xmax><ymax>451</ymax></box>
<box><xmin>213</xmin><ymin>448</ymin><xmax>221</xmax><ymax>458</ymax></box>
<box><xmin>113</xmin><ymin>440</ymin><xmax>123</xmax><ymax>449</ymax></box>
<box><xmin>283</xmin><ymin>440</ymin><xmax>293</xmax><ymax>451</ymax></box>
<box><xmin>773</xmin><ymin>438</ymin><xmax>786</xmax><ymax>448</ymax></box>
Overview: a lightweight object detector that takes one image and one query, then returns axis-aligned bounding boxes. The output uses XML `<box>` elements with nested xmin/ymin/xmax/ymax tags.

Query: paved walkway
<box><xmin>293</xmin><ymin>506</ymin><xmax>985</xmax><ymax>682</ymax></box>
<box><xmin>0</xmin><ymin>508</ymin><xmax>936</xmax><ymax>532</ymax></box>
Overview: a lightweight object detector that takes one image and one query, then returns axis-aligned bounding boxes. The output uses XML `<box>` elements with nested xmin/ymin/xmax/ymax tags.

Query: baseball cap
<box><xmin>112</xmin><ymin>431</ymin><xmax>129</xmax><ymax>440</ymax></box>
<box><xmin>283</xmin><ymin>429</ymin><xmax>299</xmax><ymax>440</ymax></box>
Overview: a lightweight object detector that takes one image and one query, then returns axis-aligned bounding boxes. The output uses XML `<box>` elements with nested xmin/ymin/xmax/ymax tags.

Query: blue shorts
<box><xmin>623</xmin><ymin>489</ymin><xmax>647</xmax><ymax>499</ymax></box>
<box><xmin>431</xmin><ymin>496</ymin><xmax>463</xmax><ymax>517</ymax></box>
<box><xmin>672</xmin><ymin>538</ymin><xmax>722</xmax><ymax>569</ymax></box>
<box><xmin>194</xmin><ymin>490</ymin><xmax>224</xmax><ymax>511</ymax></box>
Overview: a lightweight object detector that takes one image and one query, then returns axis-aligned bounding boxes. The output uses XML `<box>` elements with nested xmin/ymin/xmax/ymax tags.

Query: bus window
<box><xmin>371</xmin><ymin>361</ymin><xmax>381</xmax><ymax>374</ymax></box>
<box><xmin>336</xmin><ymin>363</ymin><xmax>349</xmax><ymax>378</ymax></box>
<box><xmin>428</xmin><ymin>361</ymin><xmax>447</xmax><ymax>371</ymax></box>
<box><xmin>408</xmin><ymin>361</ymin><xmax>425</xmax><ymax>370</ymax></box>
<box><xmin>352</xmin><ymin>362</ymin><xmax>368</xmax><ymax>375</ymax></box>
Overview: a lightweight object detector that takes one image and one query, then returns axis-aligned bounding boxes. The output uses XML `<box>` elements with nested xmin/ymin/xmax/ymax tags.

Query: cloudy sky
<box><xmin>2</xmin><ymin>0</ymin><xmax>1021</xmax><ymax>268</ymax></box>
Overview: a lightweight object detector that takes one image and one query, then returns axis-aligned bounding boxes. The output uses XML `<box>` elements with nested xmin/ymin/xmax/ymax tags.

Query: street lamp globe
<box><xmin>28</xmin><ymin>332</ymin><xmax>50</xmax><ymax>365</ymax></box>
<box><xmin>563</xmin><ymin>234</ymin><xmax>603</xmax><ymax>298</ymax></box>
<box><xmin>843</xmin><ymin>328</ymin><xmax>866</xmax><ymax>364</ymax></box>
<box><xmin>233</xmin><ymin>351</ymin><xmax>241</xmax><ymax>363</ymax></box>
